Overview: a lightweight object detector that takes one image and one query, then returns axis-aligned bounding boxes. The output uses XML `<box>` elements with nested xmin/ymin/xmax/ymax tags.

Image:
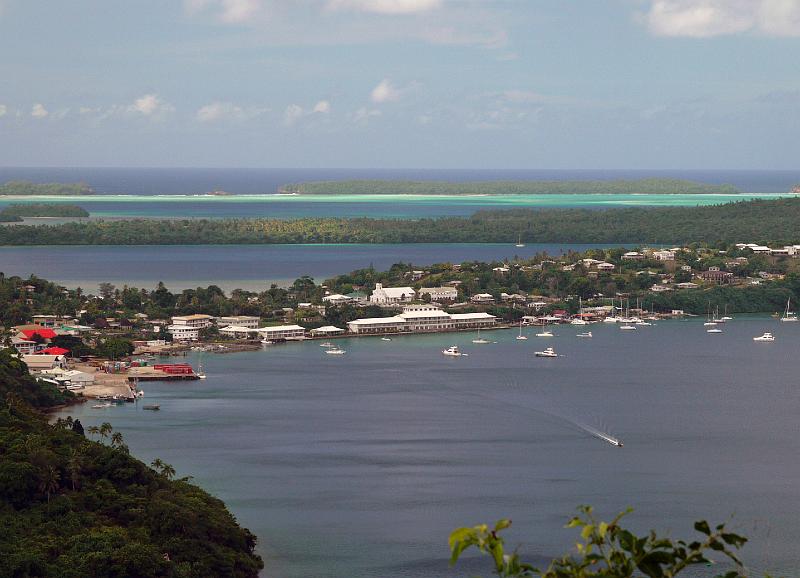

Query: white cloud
<box><xmin>370</xmin><ymin>79</ymin><xmax>400</xmax><ymax>103</ymax></box>
<box><xmin>326</xmin><ymin>0</ymin><xmax>441</xmax><ymax>14</ymax></box>
<box><xmin>352</xmin><ymin>107</ymin><xmax>382</xmax><ymax>124</ymax></box>
<box><xmin>644</xmin><ymin>0</ymin><xmax>800</xmax><ymax>37</ymax></box>
<box><xmin>127</xmin><ymin>94</ymin><xmax>174</xmax><ymax>117</ymax></box>
<box><xmin>0</xmin><ymin>104</ymin><xmax>7</xmax><ymax>118</ymax></box>
<box><xmin>284</xmin><ymin>104</ymin><xmax>305</xmax><ymax>125</ymax></box>
<box><xmin>197</xmin><ymin>101</ymin><xmax>268</xmax><ymax>122</ymax></box>
<box><xmin>312</xmin><ymin>100</ymin><xmax>331</xmax><ymax>114</ymax></box>
<box><xmin>184</xmin><ymin>0</ymin><xmax>262</xmax><ymax>23</ymax></box>
<box><xmin>31</xmin><ymin>103</ymin><xmax>49</xmax><ymax>118</ymax></box>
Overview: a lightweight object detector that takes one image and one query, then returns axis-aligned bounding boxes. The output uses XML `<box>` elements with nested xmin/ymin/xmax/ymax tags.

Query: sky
<box><xmin>1</xmin><ymin>0</ymin><xmax>799</xmax><ymax>169</ymax></box>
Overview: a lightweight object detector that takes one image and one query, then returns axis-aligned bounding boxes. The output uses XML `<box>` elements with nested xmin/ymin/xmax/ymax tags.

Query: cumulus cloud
<box><xmin>370</xmin><ymin>79</ymin><xmax>400</xmax><ymax>103</ymax></box>
<box><xmin>644</xmin><ymin>0</ymin><xmax>800</xmax><ymax>37</ymax></box>
<box><xmin>352</xmin><ymin>107</ymin><xmax>382</xmax><ymax>124</ymax></box>
<box><xmin>123</xmin><ymin>94</ymin><xmax>174</xmax><ymax>118</ymax></box>
<box><xmin>197</xmin><ymin>101</ymin><xmax>245</xmax><ymax>122</ymax></box>
<box><xmin>31</xmin><ymin>103</ymin><xmax>49</xmax><ymax>118</ymax></box>
<box><xmin>0</xmin><ymin>104</ymin><xmax>7</xmax><ymax>118</ymax></box>
<box><xmin>312</xmin><ymin>100</ymin><xmax>331</xmax><ymax>114</ymax></box>
<box><xmin>326</xmin><ymin>0</ymin><xmax>441</xmax><ymax>14</ymax></box>
<box><xmin>184</xmin><ymin>0</ymin><xmax>262</xmax><ymax>23</ymax></box>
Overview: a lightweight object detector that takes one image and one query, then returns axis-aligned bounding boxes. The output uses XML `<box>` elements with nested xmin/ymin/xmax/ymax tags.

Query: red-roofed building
<box><xmin>38</xmin><ymin>346</ymin><xmax>70</xmax><ymax>356</ymax></box>
<box><xmin>21</xmin><ymin>328</ymin><xmax>57</xmax><ymax>340</ymax></box>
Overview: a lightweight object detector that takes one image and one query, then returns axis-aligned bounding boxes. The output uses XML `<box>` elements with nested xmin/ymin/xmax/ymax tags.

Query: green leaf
<box><xmin>494</xmin><ymin>519</ymin><xmax>512</xmax><ymax>532</ymax></box>
<box><xmin>694</xmin><ymin>521</ymin><xmax>711</xmax><ymax>536</ymax></box>
<box><xmin>720</xmin><ymin>532</ymin><xmax>747</xmax><ymax>548</ymax></box>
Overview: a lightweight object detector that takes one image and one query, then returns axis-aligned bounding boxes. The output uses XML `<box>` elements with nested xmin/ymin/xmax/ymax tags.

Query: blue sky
<box><xmin>1</xmin><ymin>0</ymin><xmax>799</xmax><ymax>169</ymax></box>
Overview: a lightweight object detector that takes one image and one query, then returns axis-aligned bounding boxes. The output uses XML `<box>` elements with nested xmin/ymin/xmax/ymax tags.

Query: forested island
<box><xmin>0</xmin><ymin>181</ymin><xmax>94</xmax><ymax>196</ymax></box>
<box><xmin>0</xmin><ymin>197</ymin><xmax>798</xmax><ymax>245</ymax></box>
<box><xmin>0</xmin><ymin>203</ymin><xmax>90</xmax><ymax>222</ymax></box>
<box><xmin>0</xmin><ymin>349</ymin><xmax>264</xmax><ymax>577</ymax></box>
<box><xmin>280</xmin><ymin>178</ymin><xmax>740</xmax><ymax>196</ymax></box>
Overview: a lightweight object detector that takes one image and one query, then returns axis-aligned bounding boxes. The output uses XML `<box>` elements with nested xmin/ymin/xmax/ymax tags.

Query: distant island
<box><xmin>280</xmin><ymin>178</ymin><xmax>741</xmax><ymax>196</ymax></box>
<box><xmin>0</xmin><ymin>196</ymin><xmax>798</xmax><ymax>245</ymax></box>
<box><xmin>0</xmin><ymin>203</ymin><xmax>90</xmax><ymax>222</ymax></box>
<box><xmin>0</xmin><ymin>180</ymin><xmax>94</xmax><ymax>196</ymax></box>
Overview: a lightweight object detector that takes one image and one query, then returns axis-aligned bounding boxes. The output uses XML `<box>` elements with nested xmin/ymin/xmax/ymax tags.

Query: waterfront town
<box><xmin>3</xmin><ymin>241</ymin><xmax>800</xmax><ymax>400</ymax></box>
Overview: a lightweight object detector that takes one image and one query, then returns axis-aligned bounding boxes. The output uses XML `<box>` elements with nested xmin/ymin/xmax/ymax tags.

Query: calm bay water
<box><xmin>0</xmin><ymin>243</ymin><xmax>614</xmax><ymax>291</ymax></box>
<box><xmin>55</xmin><ymin>318</ymin><xmax>800</xmax><ymax>577</ymax></box>
<box><xmin>0</xmin><ymin>168</ymin><xmax>797</xmax><ymax>219</ymax></box>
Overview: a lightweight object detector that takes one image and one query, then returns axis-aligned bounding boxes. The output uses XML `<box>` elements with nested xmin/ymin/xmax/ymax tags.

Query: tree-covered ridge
<box><xmin>0</xmin><ymin>203</ymin><xmax>90</xmax><ymax>221</ymax></box>
<box><xmin>0</xmin><ymin>197</ymin><xmax>799</xmax><ymax>245</ymax></box>
<box><xmin>281</xmin><ymin>178</ymin><xmax>741</xmax><ymax>195</ymax></box>
<box><xmin>0</xmin><ymin>351</ymin><xmax>264</xmax><ymax>577</ymax></box>
<box><xmin>0</xmin><ymin>181</ymin><xmax>94</xmax><ymax>196</ymax></box>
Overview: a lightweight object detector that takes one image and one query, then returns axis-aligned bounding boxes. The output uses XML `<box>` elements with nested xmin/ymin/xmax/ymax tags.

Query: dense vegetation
<box><xmin>1</xmin><ymin>197</ymin><xmax>799</xmax><ymax>245</ymax></box>
<box><xmin>0</xmin><ymin>180</ymin><xmax>93</xmax><ymax>196</ymax></box>
<box><xmin>450</xmin><ymin>507</ymin><xmax>750</xmax><ymax>577</ymax></box>
<box><xmin>0</xmin><ymin>349</ymin><xmax>264</xmax><ymax>577</ymax></box>
<box><xmin>0</xmin><ymin>203</ymin><xmax>90</xmax><ymax>221</ymax></box>
<box><xmin>281</xmin><ymin>178</ymin><xmax>740</xmax><ymax>195</ymax></box>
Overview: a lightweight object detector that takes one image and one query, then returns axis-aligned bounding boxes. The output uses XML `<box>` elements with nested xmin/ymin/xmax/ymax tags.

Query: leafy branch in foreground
<box><xmin>449</xmin><ymin>506</ymin><xmax>751</xmax><ymax>578</ymax></box>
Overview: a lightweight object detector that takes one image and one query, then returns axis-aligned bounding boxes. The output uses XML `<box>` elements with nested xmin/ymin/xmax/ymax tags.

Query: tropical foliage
<box><xmin>0</xmin><ymin>203</ymin><xmax>90</xmax><ymax>221</ymax></box>
<box><xmin>0</xmin><ymin>181</ymin><xmax>93</xmax><ymax>196</ymax></box>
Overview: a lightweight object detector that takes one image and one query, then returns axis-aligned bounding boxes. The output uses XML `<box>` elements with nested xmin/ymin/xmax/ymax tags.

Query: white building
<box><xmin>369</xmin><ymin>283</ymin><xmax>416</xmax><ymax>304</ymax></box>
<box><xmin>347</xmin><ymin>305</ymin><xmax>497</xmax><ymax>334</ymax></box>
<box><xmin>168</xmin><ymin>325</ymin><xmax>200</xmax><ymax>341</ymax></box>
<box><xmin>219</xmin><ymin>325</ymin><xmax>259</xmax><ymax>339</ymax></box>
<box><xmin>652</xmin><ymin>250</ymin><xmax>675</xmax><ymax>261</ymax></box>
<box><xmin>218</xmin><ymin>316</ymin><xmax>260</xmax><ymax>329</ymax></box>
<box><xmin>257</xmin><ymin>325</ymin><xmax>306</xmax><ymax>341</ymax></box>
<box><xmin>470</xmin><ymin>293</ymin><xmax>495</xmax><ymax>304</ymax></box>
<box><xmin>21</xmin><ymin>354</ymin><xmax>66</xmax><ymax>371</ymax></box>
<box><xmin>170</xmin><ymin>314</ymin><xmax>214</xmax><ymax>329</ymax></box>
<box><xmin>418</xmin><ymin>287</ymin><xmax>458</xmax><ymax>301</ymax></box>
<box><xmin>310</xmin><ymin>326</ymin><xmax>345</xmax><ymax>336</ymax></box>
<box><xmin>322</xmin><ymin>294</ymin><xmax>353</xmax><ymax>304</ymax></box>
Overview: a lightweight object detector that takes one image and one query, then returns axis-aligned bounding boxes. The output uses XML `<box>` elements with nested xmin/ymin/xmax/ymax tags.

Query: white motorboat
<box><xmin>442</xmin><ymin>345</ymin><xmax>466</xmax><ymax>357</ymax></box>
<box><xmin>91</xmin><ymin>403</ymin><xmax>112</xmax><ymax>409</ymax></box>
<box><xmin>577</xmin><ymin>332</ymin><xmax>592</xmax><ymax>338</ymax></box>
<box><xmin>535</xmin><ymin>347</ymin><xmax>558</xmax><ymax>358</ymax></box>
<box><xmin>781</xmin><ymin>299</ymin><xmax>797</xmax><ymax>322</ymax></box>
<box><xmin>536</xmin><ymin>330</ymin><xmax>554</xmax><ymax>337</ymax></box>
<box><xmin>381</xmin><ymin>337</ymin><xmax>392</xmax><ymax>341</ymax></box>
<box><xmin>706</xmin><ymin>328</ymin><xmax>723</xmax><ymax>333</ymax></box>
<box><xmin>620</xmin><ymin>324</ymin><xmax>637</xmax><ymax>331</ymax></box>
<box><xmin>635</xmin><ymin>321</ymin><xmax>652</xmax><ymax>326</ymax></box>
<box><xmin>753</xmin><ymin>332</ymin><xmax>775</xmax><ymax>342</ymax></box>
<box><xmin>325</xmin><ymin>347</ymin><xmax>346</xmax><ymax>355</ymax></box>
<box><xmin>319</xmin><ymin>341</ymin><xmax>334</xmax><ymax>347</ymax></box>
<box><xmin>571</xmin><ymin>318</ymin><xmax>589</xmax><ymax>325</ymax></box>
<box><xmin>261</xmin><ymin>339</ymin><xmax>275</xmax><ymax>345</ymax></box>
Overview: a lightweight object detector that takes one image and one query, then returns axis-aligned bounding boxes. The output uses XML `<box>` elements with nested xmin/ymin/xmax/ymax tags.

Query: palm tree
<box><xmin>87</xmin><ymin>425</ymin><xmax>100</xmax><ymax>439</ymax></box>
<box><xmin>110</xmin><ymin>431</ymin><xmax>124</xmax><ymax>448</ymax></box>
<box><xmin>99</xmin><ymin>422</ymin><xmax>112</xmax><ymax>443</ymax></box>
<box><xmin>150</xmin><ymin>458</ymin><xmax>165</xmax><ymax>472</ymax></box>
<box><xmin>160</xmin><ymin>463</ymin><xmax>176</xmax><ymax>480</ymax></box>
<box><xmin>38</xmin><ymin>465</ymin><xmax>61</xmax><ymax>504</ymax></box>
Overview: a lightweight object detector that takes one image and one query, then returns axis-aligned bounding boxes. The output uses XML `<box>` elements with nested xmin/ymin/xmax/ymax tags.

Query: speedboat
<box><xmin>753</xmin><ymin>332</ymin><xmax>775</xmax><ymax>342</ymax></box>
<box><xmin>535</xmin><ymin>330</ymin><xmax>554</xmax><ymax>337</ymax></box>
<box><xmin>325</xmin><ymin>347</ymin><xmax>346</xmax><ymax>355</ymax></box>
<box><xmin>442</xmin><ymin>345</ymin><xmax>466</xmax><ymax>357</ymax></box>
<box><xmin>706</xmin><ymin>328</ymin><xmax>723</xmax><ymax>333</ymax></box>
<box><xmin>535</xmin><ymin>347</ymin><xmax>558</xmax><ymax>358</ymax></box>
<box><xmin>703</xmin><ymin>322</ymin><xmax>717</xmax><ymax>326</ymax></box>
<box><xmin>381</xmin><ymin>337</ymin><xmax>392</xmax><ymax>341</ymax></box>
<box><xmin>577</xmin><ymin>332</ymin><xmax>592</xmax><ymax>338</ymax></box>
<box><xmin>620</xmin><ymin>325</ymin><xmax>637</xmax><ymax>331</ymax></box>
<box><xmin>319</xmin><ymin>341</ymin><xmax>334</xmax><ymax>347</ymax></box>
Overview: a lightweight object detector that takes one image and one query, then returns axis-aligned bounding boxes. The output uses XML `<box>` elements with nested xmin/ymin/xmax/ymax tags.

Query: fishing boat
<box><xmin>516</xmin><ymin>320</ymin><xmax>528</xmax><ymax>340</ymax></box>
<box><xmin>753</xmin><ymin>332</ymin><xmax>775</xmax><ymax>342</ymax></box>
<box><xmin>535</xmin><ymin>347</ymin><xmax>558</xmax><ymax>358</ymax></box>
<box><xmin>577</xmin><ymin>331</ymin><xmax>592</xmax><ymax>338</ymax></box>
<box><xmin>442</xmin><ymin>345</ymin><xmax>466</xmax><ymax>357</ymax></box>
<box><xmin>781</xmin><ymin>299</ymin><xmax>797</xmax><ymax>322</ymax></box>
<box><xmin>515</xmin><ymin>234</ymin><xmax>524</xmax><ymax>248</ymax></box>
<box><xmin>325</xmin><ymin>347</ymin><xmax>346</xmax><ymax>355</ymax></box>
<box><xmin>143</xmin><ymin>404</ymin><xmax>160</xmax><ymax>411</ymax></box>
<box><xmin>535</xmin><ymin>330</ymin><xmax>554</xmax><ymax>337</ymax></box>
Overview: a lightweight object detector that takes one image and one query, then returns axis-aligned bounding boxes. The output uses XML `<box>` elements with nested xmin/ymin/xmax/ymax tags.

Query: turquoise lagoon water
<box><xmin>55</xmin><ymin>317</ymin><xmax>800</xmax><ymax>577</ymax></box>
